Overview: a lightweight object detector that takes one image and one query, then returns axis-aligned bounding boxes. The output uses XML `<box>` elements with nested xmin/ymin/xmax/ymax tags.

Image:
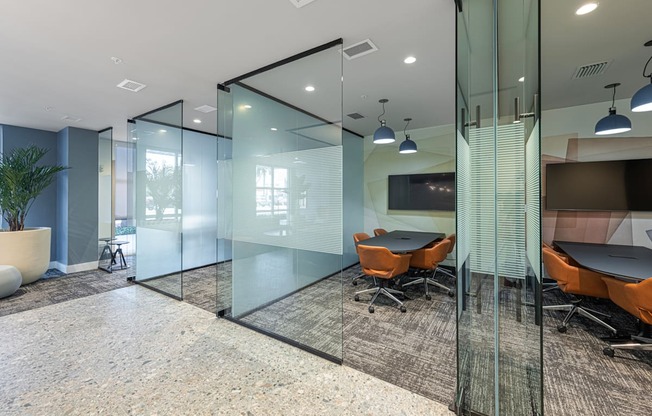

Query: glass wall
<box><xmin>98</xmin><ymin>128</ymin><xmax>113</xmax><ymax>267</ymax></box>
<box><xmin>217</xmin><ymin>41</ymin><xmax>344</xmax><ymax>361</ymax></box>
<box><xmin>133</xmin><ymin>102</ymin><xmax>184</xmax><ymax>299</ymax></box>
<box><xmin>456</xmin><ymin>1</ymin><xmax>542</xmax><ymax>415</ymax></box>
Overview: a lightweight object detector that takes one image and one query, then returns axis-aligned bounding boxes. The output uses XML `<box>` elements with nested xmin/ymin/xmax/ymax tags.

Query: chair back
<box><xmin>409</xmin><ymin>239</ymin><xmax>451</xmax><ymax>270</ymax></box>
<box><xmin>542</xmin><ymin>247</ymin><xmax>610</xmax><ymax>298</ymax></box>
<box><xmin>446</xmin><ymin>233</ymin><xmax>456</xmax><ymax>254</ymax></box>
<box><xmin>353</xmin><ymin>232</ymin><xmax>370</xmax><ymax>255</ymax></box>
<box><xmin>602</xmin><ymin>277</ymin><xmax>652</xmax><ymax>325</ymax></box>
<box><xmin>373</xmin><ymin>228</ymin><xmax>388</xmax><ymax>237</ymax></box>
<box><xmin>357</xmin><ymin>244</ymin><xmax>411</xmax><ymax>280</ymax></box>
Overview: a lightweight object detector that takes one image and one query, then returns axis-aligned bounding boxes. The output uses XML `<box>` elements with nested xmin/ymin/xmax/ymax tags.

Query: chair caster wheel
<box><xmin>603</xmin><ymin>347</ymin><xmax>615</xmax><ymax>358</ymax></box>
<box><xmin>557</xmin><ymin>325</ymin><xmax>568</xmax><ymax>333</ymax></box>
<box><xmin>448</xmin><ymin>291</ymin><xmax>455</xmax><ymax>298</ymax></box>
<box><xmin>400</xmin><ymin>306</ymin><xmax>407</xmax><ymax>313</ymax></box>
<box><xmin>368</xmin><ymin>306</ymin><xmax>375</xmax><ymax>313</ymax></box>
<box><xmin>425</xmin><ymin>294</ymin><xmax>432</xmax><ymax>301</ymax></box>
<box><xmin>354</xmin><ymin>295</ymin><xmax>360</xmax><ymax>302</ymax></box>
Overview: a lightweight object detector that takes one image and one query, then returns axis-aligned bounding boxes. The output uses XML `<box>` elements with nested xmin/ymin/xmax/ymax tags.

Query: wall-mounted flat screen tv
<box><xmin>546</xmin><ymin>158</ymin><xmax>652</xmax><ymax>211</ymax></box>
<box><xmin>388</xmin><ymin>172</ymin><xmax>455</xmax><ymax>211</ymax></box>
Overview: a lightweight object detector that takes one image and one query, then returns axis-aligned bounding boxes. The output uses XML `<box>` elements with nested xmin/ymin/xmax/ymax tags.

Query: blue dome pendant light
<box><xmin>373</xmin><ymin>99</ymin><xmax>396</xmax><ymax>144</ymax></box>
<box><xmin>631</xmin><ymin>40</ymin><xmax>652</xmax><ymax>113</ymax></box>
<box><xmin>399</xmin><ymin>117</ymin><xmax>417</xmax><ymax>154</ymax></box>
<box><xmin>594</xmin><ymin>83</ymin><xmax>632</xmax><ymax>136</ymax></box>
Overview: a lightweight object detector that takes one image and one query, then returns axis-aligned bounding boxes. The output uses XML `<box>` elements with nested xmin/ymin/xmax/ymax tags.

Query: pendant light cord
<box><xmin>403</xmin><ymin>118</ymin><xmax>412</xmax><ymax>137</ymax></box>
<box><xmin>611</xmin><ymin>84</ymin><xmax>617</xmax><ymax>107</ymax></box>
<box><xmin>377</xmin><ymin>101</ymin><xmax>386</xmax><ymax>123</ymax></box>
<box><xmin>643</xmin><ymin>55</ymin><xmax>652</xmax><ymax>80</ymax></box>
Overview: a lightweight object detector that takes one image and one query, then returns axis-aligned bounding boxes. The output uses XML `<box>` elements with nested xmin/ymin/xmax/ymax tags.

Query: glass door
<box><xmin>217</xmin><ymin>40</ymin><xmax>344</xmax><ymax>362</ymax></box>
<box><xmin>132</xmin><ymin>101</ymin><xmax>184</xmax><ymax>299</ymax></box>
<box><xmin>456</xmin><ymin>1</ymin><xmax>542</xmax><ymax>415</ymax></box>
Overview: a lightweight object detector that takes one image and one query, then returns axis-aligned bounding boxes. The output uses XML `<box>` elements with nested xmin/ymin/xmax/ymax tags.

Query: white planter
<box><xmin>0</xmin><ymin>227</ymin><xmax>51</xmax><ymax>285</ymax></box>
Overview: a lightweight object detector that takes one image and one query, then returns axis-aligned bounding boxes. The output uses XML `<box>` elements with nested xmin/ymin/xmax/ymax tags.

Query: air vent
<box><xmin>342</xmin><ymin>39</ymin><xmax>378</xmax><ymax>60</ymax></box>
<box><xmin>347</xmin><ymin>112</ymin><xmax>365</xmax><ymax>120</ymax></box>
<box><xmin>288</xmin><ymin>0</ymin><xmax>316</xmax><ymax>8</ymax></box>
<box><xmin>117</xmin><ymin>79</ymin><xmax>147</xmax><ymax>92</ymax></box>
<box><xmin>195</xmin><ymin>105</ymin><xmax>217</xmax><ymax>113</ymax></box>
<box><xmin>572</xmin><ymin>61</ymin><xmax>612</xmax><ymax>79</ymax></box>
<box><xmin>61</xmin><ymin>115</ymin><xmax>81</xmax><ymax>123</ymax></box>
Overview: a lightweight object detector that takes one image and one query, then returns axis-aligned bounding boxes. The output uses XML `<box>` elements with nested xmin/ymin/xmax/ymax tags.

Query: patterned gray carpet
<box><xmin>0</xmin><ymin>264</ymin><xmax>133</xmax><ymax>318</ymax></box>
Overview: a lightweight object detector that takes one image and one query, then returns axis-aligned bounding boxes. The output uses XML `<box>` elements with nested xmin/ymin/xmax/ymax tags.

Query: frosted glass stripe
<box><xmin>526</xmin><ymin>121</ymin><xmax>541</xmax><ymax>279</ymax></box>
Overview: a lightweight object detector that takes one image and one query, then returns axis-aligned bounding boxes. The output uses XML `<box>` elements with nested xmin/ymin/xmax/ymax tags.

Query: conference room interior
<box><xmin>3</xmin><ymin>2</ymin><xmax>652</xmax><ymax>415</ymax></box>
<box><xmin>97</xmin><ymin>4</ymin><xmax>652</xmax><ymax>416</ymax></box>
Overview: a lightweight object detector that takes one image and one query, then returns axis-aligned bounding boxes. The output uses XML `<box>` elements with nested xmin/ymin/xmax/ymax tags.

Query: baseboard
<box><xmin>49</xmin><ymin>260</ymin><xmax>98</xmax><ymax>274</ymax></box>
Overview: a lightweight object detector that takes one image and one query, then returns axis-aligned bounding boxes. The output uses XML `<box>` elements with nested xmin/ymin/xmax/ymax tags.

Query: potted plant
<box><xmin>0</xmin><ymin>145</ymin><xmax>68</xmax><ymax>284</ymax></box>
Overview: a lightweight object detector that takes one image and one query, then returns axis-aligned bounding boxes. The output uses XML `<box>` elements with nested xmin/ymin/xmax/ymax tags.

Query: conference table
<box><xmin>553</xmin><ymin>241</ymin><xmax>652</xmax><ymax>282</ymax></box>
<box><xmin>359</xmin><ymin>230</ymin><xmax>445</xmax><ymax>252</ymax></box>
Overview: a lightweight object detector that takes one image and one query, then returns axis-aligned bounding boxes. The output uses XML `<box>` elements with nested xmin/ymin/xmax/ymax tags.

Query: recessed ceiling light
<box><xmin>576</xmin><ymin>2</ymin><xmax>598</xmax><ymax>15</ymax></box>
<box><xmin>243</xmin><ymin>104</ymin><xmax>252</xmax><ymax>109</ymax></box>
<box><xmin>270</xmin><ymin>128</ymin><xmax>278</xmax><ymax>131</ymax></box>
<box><xmin>404</xmin><ymin>56</ymin><xmax>417</xmax><ymax>64</ymax></box>
<box><xmin>159</xmin><ymin>129</ymin><xmax>167</xmax><ymax>133</ymax></box>
<box><xmin>518</xmin><ymin>77</ymin><xmax>525</xmax><ymax>82</ymax></box>
<box><xmin>305</xmin><ymin>85</ymin><xmax>315</xmax><ymax>92</ymax></box>
<box><xmin>193</xmin><ymin>119</ymin><xmax>201</xmax><ymax>124</ymax></box>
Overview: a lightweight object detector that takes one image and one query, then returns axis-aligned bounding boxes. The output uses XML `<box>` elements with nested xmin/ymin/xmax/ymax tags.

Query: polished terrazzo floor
<box><xmin>0</xmin><ymin>285</ymin><xmax>452</xmax><ymax>416</ymax></box>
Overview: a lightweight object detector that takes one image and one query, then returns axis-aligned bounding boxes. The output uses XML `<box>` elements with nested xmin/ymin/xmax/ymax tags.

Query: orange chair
<box><xmin>434</xmin><ymin>233</ymin><xmax>456</xmax><ymax>280</ymax></box>
<box><xmin>354</xmin><ymin>244</ymin><xmax>411</xmax><ymax>313</ymax></box>
<box><xmin>352</xmin><ymin>232</ymin><xmax>371</xmax><ymax>286</ymax></box>
<box><xmin>542</xmin><ymin>247</ymin><xmax>617</xmax><ymax>334</ymax></box>
<box><xmin>601</xmin><ymin>276</ymin><xmax>652</xmax><ymax>357</ymax></box>
<box><xmin>373</xmin><ymin>228</ymin><xmax>388</xmax><ymax>237</ymax></box>
<box><xmin>403</xmin><ymin>239</ymin><xmax>453</xmax><ymax>299</ymax></box>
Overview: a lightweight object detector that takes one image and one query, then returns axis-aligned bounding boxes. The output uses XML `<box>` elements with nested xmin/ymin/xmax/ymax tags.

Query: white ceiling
<box><xmin>0</xmin><ymin>0</ymin><xmax>650</xmax><ymax>141</ymax></box>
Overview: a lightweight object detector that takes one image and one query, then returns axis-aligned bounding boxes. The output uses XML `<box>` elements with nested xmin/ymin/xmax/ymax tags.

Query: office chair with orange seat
<box><xmin>542</xmin><ymin>247</ymin><xmax>617</xmax><ymax>334</ymax></box>
<box><xmin>354</xmin><ymin>244</ymin><xmax>411</xmax><ymax>313</ymax></box>
<box><xmin>434</xmin><ymin>233</ymin><xmax>456</xmax><ymax>280</ymax></box>
<box><xmin>352</xmin><ymin>232</ymin><xmax>371</xmax><ymax>286</ymax></box>
<box><xmin>373</xmin><ymin>228</ymin><xmax>388</xmax><ymax>237</ymax></box>
<box><xmin>601</xmin><ymin>276</ymin><xmax>652</xmax><ymax>357</ymax></box>
<box><xmin>403</xmin><ymin>238</ymin><xmax>454</xmax><ymax>299</ymax></box>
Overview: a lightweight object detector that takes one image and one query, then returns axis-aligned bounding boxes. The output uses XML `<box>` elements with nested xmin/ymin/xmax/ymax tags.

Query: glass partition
<box><xmin>133</xmin><ymin>101</ymin><xmax>183</xmax><ymax>299</ymax></box>
<box><xmin>218</xmin><ymin>41</ymin><xmax>344</xmax><ymax>361</ymax></box>
<box><xmin>456</xmin><ymin>1</ymin><xmax>542</xmax><ymax>415</ymax></box>
<box><xmin>98</xmin><ymin>128</ymin><xmax>114</xmax><ymax>268</ymax></box>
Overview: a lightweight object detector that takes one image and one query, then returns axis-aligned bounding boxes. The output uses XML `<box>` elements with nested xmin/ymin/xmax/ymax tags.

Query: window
<box><xmin>256</xmin><ymin>165</ymin><xmax>288</xmax><ymax>217</ymax></box>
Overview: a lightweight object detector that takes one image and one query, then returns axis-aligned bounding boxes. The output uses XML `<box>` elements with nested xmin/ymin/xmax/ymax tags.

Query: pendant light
<box><xmin>399</xmin><ymin>118</ymin><xmax>417</xmax><ymax>154</ymax></box>
<box><xmin>594</xmin><ymin>83</ymin><xmax>631</xmax><ymax>136</ymax></box>
<box><xmin>373</xmin><ymin>99</ymin><xmax>395</xmax><ymax>144</ymax></box>
<box><xmin>631</xmin><ymin>40</ymin><xmax>652</xmax><ymax>112</ymax></box>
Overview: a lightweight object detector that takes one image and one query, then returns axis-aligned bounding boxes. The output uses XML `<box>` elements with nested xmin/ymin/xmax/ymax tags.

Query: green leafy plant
<box><xmin>145</xmin><ymin>160</ymin><xmax>180</xmax><ymax>220</ymax></box>
<box><xmin>0</xmin><ymin>145</ymin><xmax>68</xmax><ymax>231</ymax></box>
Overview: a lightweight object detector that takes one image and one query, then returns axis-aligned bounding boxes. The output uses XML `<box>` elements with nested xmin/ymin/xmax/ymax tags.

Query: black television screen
<box><xmin>546</xmin><ymin>159</ymin><xmax>652</xmax><ymax>211</ymax></box>
<box><xmin>388</xmin><ymin>173</ymin><xmax>455</xmax><ymax>211</ymax></box>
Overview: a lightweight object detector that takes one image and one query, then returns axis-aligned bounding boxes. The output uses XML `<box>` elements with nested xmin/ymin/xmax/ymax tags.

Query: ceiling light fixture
<box><xmin>193</xmin><ymin>119</ymin><xmax>201</xmax><ymax>124</ymax></box>
<box><xmin>518</xmin><ymin>77</ymin><xmax>525</xmax><ymax>82</ymax></box>
<box><xmin>399</xmin><ymin>118</ymin><xmax>417</xmax><ymax>154</ymax></box>
<box><xmin>576</xmin><ymin>2</ymin><xmax>598</xmax><ymax>15</ymax></box>
<box><xmin>404</xmin><ymin>56</ymin><xmax>417</xmax><ymax>64</ymax></box>
<box><xmin>270</xmin><ymin>128</ymin><xmax>278</xmax><ymax>131</ymax></box>
<box><xmin>595</xmin><ymin>83</ymin><xmax>631</xmax><ymax>135</ymax></box>
<box><xmin>243</xmin><ymin>104</ymin><xmax>252</xmax><ymax>109</ymax></box>
<box><xmin>110</xmin><ymin>56</ymin><xmax>123</xmax><ymax>64</ymax></box>
<box><xmin>159</xmin><ymin>129</ymin><xmax>167</xmax><ymax>133</ymax></box>
<box><xmin>373</xmin><ymin>99</ymin><xmax>395</xmax><ymax>144</ymax></box>
<box><xmin>305</xmin><ymin>85</ymin><xmax>315</xmax><ymax>92</ymax></box>
<box><xmin>631</xmin><ymin>40</ymin><xmax>652</xmax><ymax>112</ymax></box>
